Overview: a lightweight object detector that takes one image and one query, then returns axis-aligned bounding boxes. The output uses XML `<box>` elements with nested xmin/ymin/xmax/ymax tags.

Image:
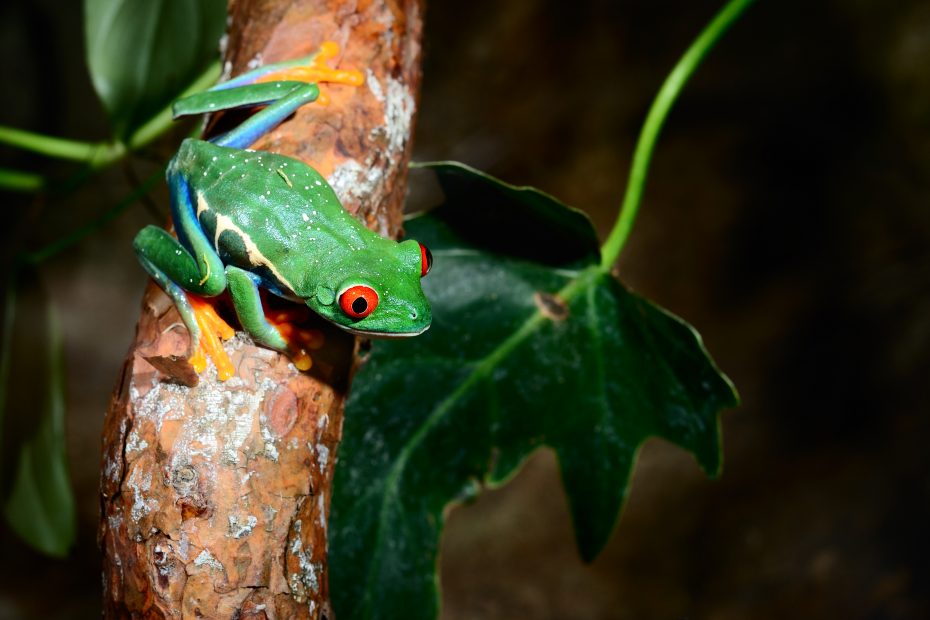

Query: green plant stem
<box><xmin>21</xmin><ymin>166</ymin><xmax>164</xmax><ymax>264</ymax></box>
<box><xmin>14</xmin><ymin>72</ymin><xmax>213</xmax><ymax>262</ymax></box>
<box><xmin>0</xmin><ymin>60</ymin><xmax>221</xmax><ymax>174</ymax></box>
<box><xmin>599</xmin><ymin>0</ymin><xmax>757</xmax><ymax>271</ymax></box>
<box><xmin>0</xmin><ymin>168</ymin><xmax>45</xmax><ymax>192</ymax></box>
<box><xmin>0</xmin><ymin>126</ymin><xmax>121</xmax><ymax>164</ymax></box>
<box><xmin>124</xmin><ymin>60</ymin><xmax>222</xmax><ymax>152</ymax></box>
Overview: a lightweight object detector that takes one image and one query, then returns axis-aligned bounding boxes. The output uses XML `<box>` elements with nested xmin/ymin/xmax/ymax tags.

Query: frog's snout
<box><xmin>399</xmin><ymin>296</ymin><xmax>431</xmax><ymax>334</ymax></box>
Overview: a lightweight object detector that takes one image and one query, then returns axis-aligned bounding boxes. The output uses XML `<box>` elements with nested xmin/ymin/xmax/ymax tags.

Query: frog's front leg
<box><xmin>225</xmin><ymin>267</ymin><xmax>322</xmax><ymax>371</ymax></box>
<box><xmin>225</xmin><ymin>267</ymin><xmax>289</xmax><ymax>352</ymax></box>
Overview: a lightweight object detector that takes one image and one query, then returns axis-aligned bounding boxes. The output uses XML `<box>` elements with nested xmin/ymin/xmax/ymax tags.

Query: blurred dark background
<box><xmin>2</xmin><ymin>0</ymin><xmax>929</xmax><ymax>618</ymax></box>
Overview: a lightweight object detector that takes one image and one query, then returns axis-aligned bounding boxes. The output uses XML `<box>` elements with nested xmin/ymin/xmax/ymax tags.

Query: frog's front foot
<box><xmin>265</xmin><ymin>305</ymin><xmax>326</xmax><ymax>371</ymax></box>
<box><xmin>186</xmin><ymin>293</ymin><xmax>236</xmax><ymax>381</ymax></box>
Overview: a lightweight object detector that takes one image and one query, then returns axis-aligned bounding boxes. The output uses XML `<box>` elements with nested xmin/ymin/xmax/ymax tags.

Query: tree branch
<box><xmin>98</xmin><ymin>1</ymin><xmax>423</xmax><ymax>617</ymax></box>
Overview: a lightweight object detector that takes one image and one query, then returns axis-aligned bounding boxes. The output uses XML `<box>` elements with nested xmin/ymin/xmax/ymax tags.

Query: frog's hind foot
<box><xmin>254</xmin><ymin>41</ymin><xmax>364</xmax><ymax>105</ymax></box>
<box><xmin>186</xmin><ymin>293</ymin><xmax>236</xmax><ymax>381</ymax></box>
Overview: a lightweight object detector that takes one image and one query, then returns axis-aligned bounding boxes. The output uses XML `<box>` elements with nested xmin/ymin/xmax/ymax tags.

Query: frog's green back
<box><xmin>173</xmin><ymin>139</ymin><xmax>387</xmax><ymax>296</ymax></box>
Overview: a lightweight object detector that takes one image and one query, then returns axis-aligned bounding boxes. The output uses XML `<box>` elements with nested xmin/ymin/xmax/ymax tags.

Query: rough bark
<box><xmin>98</xmin><ymin>2</ymin><xmax>423</xmax><ymax>618</ymax></box>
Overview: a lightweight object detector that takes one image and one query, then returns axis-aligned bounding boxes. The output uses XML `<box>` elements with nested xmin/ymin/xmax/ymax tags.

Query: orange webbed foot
<box><xmin>256</xmin><ymin>41</ymin><xmax>364</xmax><ymax>106</ymax></box>
<box><xmin>186</xmin><ymin>293</ymin><xmax>236</xmax><ymax>381</ymax></box>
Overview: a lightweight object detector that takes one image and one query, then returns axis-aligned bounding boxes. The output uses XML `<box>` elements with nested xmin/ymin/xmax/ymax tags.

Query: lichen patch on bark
<box><xmin>101</xmin><ymin>316</ymin><xmax>348</xmax><ymax>618</ymax></box>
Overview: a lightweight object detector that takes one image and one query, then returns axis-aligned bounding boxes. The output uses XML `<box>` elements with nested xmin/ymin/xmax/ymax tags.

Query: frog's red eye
<box><xmin>418</xmin><ymin>242</ymin><xmax>432</xmax><ymax>277</ymax></box>
<box><xmin>339</xmin><ymin>285</ymin><xmax>379</xmax><ymax>319</ymax></box>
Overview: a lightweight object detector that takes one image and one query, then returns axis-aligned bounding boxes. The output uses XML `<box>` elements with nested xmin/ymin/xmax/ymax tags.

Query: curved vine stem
<box><xmin>0</xmin><ymin>127</ymin><xmax>114</xmax><ymax>163</ymax></box>
<box><xmin>599</xmin><ymin>0</ymin><xmax>757</xmax><ymax>271</ymax></box>
<box><xmin>0</xmin><ymin>60</ymin><xmax>221</xmax><ymax>174</ymax></box>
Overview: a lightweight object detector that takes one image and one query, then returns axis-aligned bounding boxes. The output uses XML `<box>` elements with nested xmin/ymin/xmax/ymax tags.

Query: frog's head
<box><xmin>307</xmin><ymin>239</ymin><xmax>433</xmax><ymax>337</ymax></box>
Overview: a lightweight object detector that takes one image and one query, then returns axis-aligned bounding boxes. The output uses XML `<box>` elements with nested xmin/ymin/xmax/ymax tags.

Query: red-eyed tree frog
<box><xmin>133</xmin><ymin>43</ymin><xmax>432</xmax><ymax>380</ymax></box>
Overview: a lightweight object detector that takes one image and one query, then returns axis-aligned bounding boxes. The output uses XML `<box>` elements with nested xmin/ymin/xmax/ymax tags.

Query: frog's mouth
<box><xmin>334</xmin><ymin>323</ymin><xmax>430</xmax><ymax>339</ymax></box>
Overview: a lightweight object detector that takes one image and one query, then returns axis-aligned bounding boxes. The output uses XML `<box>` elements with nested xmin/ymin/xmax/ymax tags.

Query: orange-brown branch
<box><xmin>98</xmin><ymin>1</ymin><xmax>423</xmax><ymax>617</ymax></box>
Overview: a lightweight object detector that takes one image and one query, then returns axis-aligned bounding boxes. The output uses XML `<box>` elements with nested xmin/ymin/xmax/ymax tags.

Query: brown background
<box><xmin>1</xmin><ymin>0</ymin><xmax>928</xmax><ymax>618</ymax></box>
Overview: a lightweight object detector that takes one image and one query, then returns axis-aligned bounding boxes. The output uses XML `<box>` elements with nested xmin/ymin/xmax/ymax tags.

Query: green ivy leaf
<box><xmin>84</xmin><ymin>0</ymin><xmax>226</xmax><ymax>138</ymax></box>
<box><xmin>0</xmin><ymin>272</ymin><xmax>75</xmax><ymax>557</ymax></box>
<box><xmin>330</xmin><ymin>162</ymin><xmax>738</xmax><ymax>620</ymax></box>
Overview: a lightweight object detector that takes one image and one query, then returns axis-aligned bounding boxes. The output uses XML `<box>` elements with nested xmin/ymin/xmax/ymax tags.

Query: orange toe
<box><xmin>187</xmin><ymin>294</ymin><xmax>236</xmax><ymax>381</ymax></box>
<box><xmin>266</xmin><ymin>305</ymin><xmax>326</xmax><ymax>372</ymax></box>
<box><xmin>255</xmin><ymin>40</ymin><xmax>364</xmax><ymax>107</ymax></box>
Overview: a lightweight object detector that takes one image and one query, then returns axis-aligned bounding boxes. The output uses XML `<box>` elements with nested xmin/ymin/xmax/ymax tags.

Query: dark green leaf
<box><xmin>409</xmin><ymin>161</ymin><xmax>601</xmax><ymax>269</ymax></box>
<box><xmin>84</xmin><ymin>0</ymin><xmax>226</xmax><ymax>138</ymax></box>
<box><xmin>330</xmin><ymin>162</ymin><xmax>737</xmax><ymax>620</ymax></box>
<box><xmin>0</xmin><ymin>272</ymin><xmax>76</xmax><ymax>557</ymax></box>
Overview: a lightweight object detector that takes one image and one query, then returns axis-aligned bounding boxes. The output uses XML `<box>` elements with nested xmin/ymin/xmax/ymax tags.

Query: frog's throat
<box><xmin>332</xmin><ymin>322</ymin><xmax>430</xmax><ymax>339</ymax></box>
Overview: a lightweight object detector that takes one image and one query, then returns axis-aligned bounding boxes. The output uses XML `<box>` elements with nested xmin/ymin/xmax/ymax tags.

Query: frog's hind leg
<box><xmin>173</xmin><ymin>71</ymin><xmax>322</xmax><ymax>149</ymax></box>
<box><xmin>135</xmin><ymin>247</ymin><xmax>204</xmax><ymax>348</ymax></box>
<box><xmin>139</xmin><ymin>171</ymin><xmax>227</xmax><ymax>298</ymax></box>
<box><xmin>133</xmin><ymin>172</ymin><xmax>235</xmax><ymax>378</ymax></box>
<box><xmin>173</xmin><ymin>81</ymin><xmax>318</xmax><ymax>119</ymax></box>
<box><xmin>170</xmin><ymin>40</ymin><xmax>363</xmax><ymax>150</ymax></box>
<box><xmin>172</xmin><ymin>80</ymin><xmax>320</xmax><ymax>150</ymax></box>
<box><xmin>210</xmin><ymin>82</ymin><xmax>321</xmax><ymax>150</ymax></box>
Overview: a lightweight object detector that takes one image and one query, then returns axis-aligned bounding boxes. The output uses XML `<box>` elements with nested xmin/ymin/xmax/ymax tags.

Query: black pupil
<box><xmin>352</xmin><ymin>297</ymin><xmax>368</xmax><ymax>314</ymax></box>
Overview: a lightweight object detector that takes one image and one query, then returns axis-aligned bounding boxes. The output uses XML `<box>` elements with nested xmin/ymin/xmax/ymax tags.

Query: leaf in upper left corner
<box><xmin>0</xmin><ymin>272</ymin><xmax>76</xmax><ymax>557</ymax></box>
<box><xmin>84</xmin><ymin>0</ymin><xmax>226</xmax><ymax>138</ymax></box>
